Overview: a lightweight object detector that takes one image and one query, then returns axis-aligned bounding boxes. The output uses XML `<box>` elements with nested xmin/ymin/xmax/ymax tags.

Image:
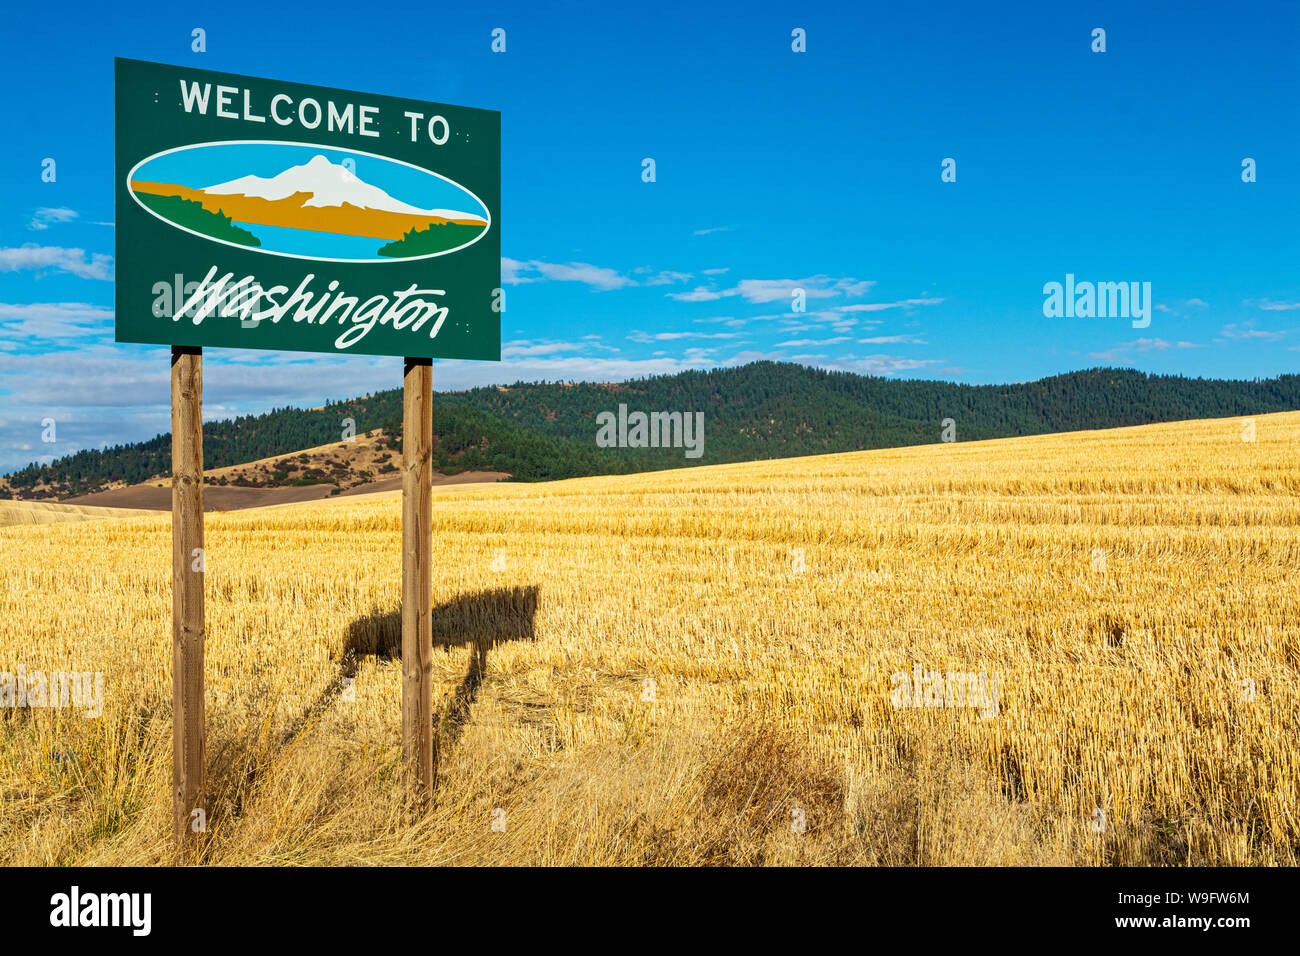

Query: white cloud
<box><xmin>500</xmin><ymin>340</ymin><xmax>589</xmax><ymax>359</ymax></box>
<box><xmin>0</xmin><ymin>245</ymin><xmax>114</xmax><ymax>280</ymax></box>
<box><xmin>718</xmin><ymin>350</ymin><xmax>943</xmax><ymax>377</ymax></box>
<box><xmin>835</xmin><ymin>298</ymin><xmax>944</xmax><ymax>313</ymax></box>
<box><xmin>579</xmin><ymin>334</ymin><xmax>620</xmax><ymax>353</ymax></box>
<box><xmin>820</xmin><ymin>354</ymin><xmax>945</xmax><ymax>375</ymax></box>
<box><xmin>666</xmin><ymin>275</ymin><xmax>874</xmax><ymax>304</ymax></box>
<box><xmin>501</xmin><ymin>258</ymin><xmax>632</xmax><ymax>290</ymax></box>
<box><xmin>775</xmin><ymin>336</ymin><xmax>851</xmax><ymax>347</ymax></box>
<box><xmin>500</xmin><ymin>258</ymin><xmax>533</xmax><ymax>285</ymax></box>
<box><xmin>642</xmin><ymin>270</ymin><xmax>693</xmax><ymax>286</ymax></box>
<box><xmin>29</xmin><ymin>208</ymin><xmax>79</xmax><ymax>231</ymax></box>
<box><xmin>628</xmin><ymin>330</ymin><xmax>742</xmax><ymax>343</ymax></box>
<box><xmin>735</xmin><ymin>277</ymin><xmax>873</xmax><ymax>304</ymax></box>
<box><xmin>667</xmin><ymin>286</ymin><xmax>732</xmax><ymax>302</ymax></box>
<box><xmin>1219</xmin><ymin>323</ymin><xmax>1287</xmax><ymax>341</ymax></box>
<box><xmin>0</xmin><ymin>302</ymin><xmax>114</xmax><ymax>340</ymax></box>
<box><xmin>1088</xmin><ymin>338</ymin><xmax>1203</xmax><ymax>360</ymax></box>
<box><xmin>857</xmin><ymin>334</ymin><xmax>926</xmax><ymax>344</ymax></box>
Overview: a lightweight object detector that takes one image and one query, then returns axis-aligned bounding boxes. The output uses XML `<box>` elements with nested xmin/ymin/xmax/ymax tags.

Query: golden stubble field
<box><xmin>1</xmin><ymin>412</ymin><xmax>1297</xmax><ymax>865</ymax></box>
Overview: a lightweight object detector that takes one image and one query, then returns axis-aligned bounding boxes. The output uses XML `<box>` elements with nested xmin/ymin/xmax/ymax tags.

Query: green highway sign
<box><xmin>114</xmin><ymin>57</ymin><xmax>500</xmax><ymax>360</ymax></box>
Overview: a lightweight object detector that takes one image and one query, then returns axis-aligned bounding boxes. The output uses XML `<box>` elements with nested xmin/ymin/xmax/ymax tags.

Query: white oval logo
<box><xmin>127</xmin><ymin>140</ymin><xmax>490</xmax><ymax>263</ymax></box>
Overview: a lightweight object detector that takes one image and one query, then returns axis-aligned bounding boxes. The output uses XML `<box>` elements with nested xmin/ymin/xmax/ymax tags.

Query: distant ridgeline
<box><xmin>7</xmin><ymin>363</ymin><xmax>1300</xmax><ymax>499</ymax></box>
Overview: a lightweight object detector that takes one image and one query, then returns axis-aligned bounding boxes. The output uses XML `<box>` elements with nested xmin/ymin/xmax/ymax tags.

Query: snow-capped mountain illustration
<box><xmin>205</xmin><ymin>155</ymin><xmax>486</xmax><ymax>223</ymax></box>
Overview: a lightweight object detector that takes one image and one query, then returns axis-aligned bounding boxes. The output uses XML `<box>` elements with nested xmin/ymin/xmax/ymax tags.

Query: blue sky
<box><xmin>1</xmin><ymin>0</ymin><xmax>1298</xmax><ymax>473</ymax></box>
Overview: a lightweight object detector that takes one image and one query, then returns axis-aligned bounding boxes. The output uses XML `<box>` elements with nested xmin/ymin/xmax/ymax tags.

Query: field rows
<box><xmin>1</xmin><ymin>413</ymin><xmax>1297</xmax><ymax>864</ymax></box>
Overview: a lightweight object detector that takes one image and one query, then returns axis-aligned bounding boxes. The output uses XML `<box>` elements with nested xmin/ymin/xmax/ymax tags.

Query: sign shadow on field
<box><xmin>314</xmin><ymin>585</ymin><xmax>541</xmax><ymax>765</ymax></box>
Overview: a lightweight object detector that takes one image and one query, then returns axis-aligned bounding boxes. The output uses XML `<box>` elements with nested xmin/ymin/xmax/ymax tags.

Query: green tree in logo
<box><xmin>135</xmin><ymin>192</ymin><xmax>261</xmax><ymax>247</ymax></box>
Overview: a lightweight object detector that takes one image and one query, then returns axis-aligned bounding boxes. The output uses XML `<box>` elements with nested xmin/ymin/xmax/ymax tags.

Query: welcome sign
<box><xmin>115</xmin><ymin>58</ymin><xmax>500</xmax><ymax>359</ymax></box>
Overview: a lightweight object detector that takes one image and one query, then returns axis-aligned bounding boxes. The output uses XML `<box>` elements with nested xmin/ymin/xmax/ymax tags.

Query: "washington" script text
<box><xmin>170</xmin><ymin>266</ymin><xmax>450</xmax><ymax>350</ymax></box>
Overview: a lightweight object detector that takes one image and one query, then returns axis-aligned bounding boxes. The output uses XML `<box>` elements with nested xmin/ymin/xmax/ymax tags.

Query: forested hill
<box><xmin>6</xmin><ymin>362</ymin><xmax>1300</xmax><ymax>499</ymax></box>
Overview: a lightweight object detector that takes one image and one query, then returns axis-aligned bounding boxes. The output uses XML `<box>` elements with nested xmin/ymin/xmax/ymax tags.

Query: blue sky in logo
<box><xmin>0</xmin><ymin>0</ymin><xmax>1298</xmax><ymax>472</ymax></box>
<box><xmin>133</xmin><ymin>143</ymin><xmax>486</xmax><ymax>217</ymax></box>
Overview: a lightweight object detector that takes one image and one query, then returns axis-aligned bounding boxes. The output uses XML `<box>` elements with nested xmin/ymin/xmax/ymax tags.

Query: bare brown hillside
<box><xmin>68</xmin><ymin>470</ymin><xmax>507</xmax><ymax>512</ymax></box>
<box><xmin>52</xmin><ymin>428</ymin><xmax>507</xmax><ymax>512</ymax></box>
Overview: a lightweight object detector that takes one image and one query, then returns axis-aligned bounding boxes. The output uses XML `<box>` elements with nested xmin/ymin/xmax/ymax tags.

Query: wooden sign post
<box><xmin>402</xmin><ymin>357</ymin><xmax>435</xmax><ymax>805</ymax></box>
<box><xmin>117</xmin><ymin>58</ymin><xmax>498</xmax><ymax>846</ymax></box>
<box><xmin>171</xmin><ymin>345</ymin><xmax>206</xmax><ymax>851</ymax></box>
<box><xmin>167</xmin><ymin>352</ymin><xmax>438</xmax><ymax>845</ymax></box>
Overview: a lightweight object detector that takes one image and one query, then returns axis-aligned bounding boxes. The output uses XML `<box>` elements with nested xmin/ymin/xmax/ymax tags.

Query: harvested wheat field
<box><xmin>1</xmin><ymin>412</ymin><xmax>1297</xmax><ymax>866</ymax></box>
<box><xmin>0</xmin><ymin>500</ymin><xmax>152</xmax><ymax>527</ymax></box>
